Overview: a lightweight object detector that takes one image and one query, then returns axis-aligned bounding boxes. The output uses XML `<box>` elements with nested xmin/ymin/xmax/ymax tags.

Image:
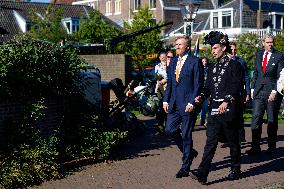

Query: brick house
<box><xmin>0</xmin><ymin>0</ymin><xmax>122</xmax><ymax>43</ymax></box>
<box><xmin>67</xmin><ymin>0</ymin><xmax>284</xmax><ymax>40</ymax></box>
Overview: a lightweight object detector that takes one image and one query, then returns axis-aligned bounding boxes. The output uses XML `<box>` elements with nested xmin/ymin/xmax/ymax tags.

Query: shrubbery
<box><xmin>0</xmin><ymin>38</ymin><xmax>134</xmax><ymax>188</ymax></box>
<box><xmin>0</xmin><ymin>36</ymin><xmax>85</xmax><ymax>97</ymax></box>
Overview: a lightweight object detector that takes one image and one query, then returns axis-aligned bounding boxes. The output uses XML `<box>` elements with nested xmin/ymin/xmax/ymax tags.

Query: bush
<box><xmin>0</xmin><ymin>142</ymin><xmax>59</xmax><ymax>189</ymax></box>
<box><xmin>0</xmin><ymin>37</ymin><xmax>86</xmax><ymax>188</ymax></box>
<box><xmin>0</xmin><ymin>37</ymin><xmax>144</xmax><ymax>188</ymax></box>
<box><xmin>0</xmin><ymin>36</ymin><xmax>86</xmax><ymax>97</ymax></box>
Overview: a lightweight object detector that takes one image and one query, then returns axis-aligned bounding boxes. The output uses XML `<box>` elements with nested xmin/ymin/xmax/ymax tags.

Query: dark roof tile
<box><xmin>244</xmin><ymin>0</ymin><xmax>284</xmax><ymax>12</ymax></box>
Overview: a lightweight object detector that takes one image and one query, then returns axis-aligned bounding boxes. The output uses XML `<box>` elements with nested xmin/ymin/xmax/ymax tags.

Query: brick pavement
<box><xmin>31</xmin><ymin>115</ymin><xmax>284</xmax><ymax>189</ymax></box>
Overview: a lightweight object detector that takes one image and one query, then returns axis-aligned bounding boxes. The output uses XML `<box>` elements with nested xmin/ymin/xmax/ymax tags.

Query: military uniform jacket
<box><xmin>201</xmin><ymin>55</ymin><xmax>244</xmax><ymax>120</ymax></box>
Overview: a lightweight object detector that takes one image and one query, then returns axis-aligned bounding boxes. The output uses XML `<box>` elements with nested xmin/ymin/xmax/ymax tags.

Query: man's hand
<box><xmin>185</xmin><ymin>104</ymin><xmax>194</xmax><ymax>112</ymax></box>
<box><xmin>163</xmin><ymin>103</ymin><xmax>169</xmax><ymax>113</ymax></box>
<box><xmin>160</xmin><ymin>79</ymin><xmax>167</xmax><ymax>85</ymax></box>
<box><xmin>245</xmin><ymin>95</ymin><xmax>251</xmax><ymax>103</ymax></box>
<box><xmin>218</xmin><ymin>102</ymin><xmax>228</xmax><ymax>114</ymax></box>
<box><xmin>194</xmin><ymin>96</ymin><xmax>202</xmax><ymax>105</ymax></box>
<box><xmin>268</xmin><ymin>92</ymin><xmax>276</xmax><ymax>102</ymax></box>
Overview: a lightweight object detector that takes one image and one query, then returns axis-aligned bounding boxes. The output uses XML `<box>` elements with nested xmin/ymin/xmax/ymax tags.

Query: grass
<box><xmin>263</xmin><ymin>182</ymin><xmax>284</xmax><ymax>189</ymax></box>
<box><xmin>196</xmin><ymin>108</ymin><xmax>284</xmax><ymax>124</ymax></box>
<box><xmin>243</xmin><ymin>108</ymin><xmax>284</xmax><ymax>124</ymax></box>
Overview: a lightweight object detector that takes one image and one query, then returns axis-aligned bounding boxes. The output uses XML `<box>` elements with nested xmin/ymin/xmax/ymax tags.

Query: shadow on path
<box><xmin>111</xmin><ymin>117</ymin><xmax>175</xmax><ymax>161</ymax></box>
<box><xmin>203</xmin><ymin>135</ymin><xmax>284</xmax><ymax>185</ymax></box>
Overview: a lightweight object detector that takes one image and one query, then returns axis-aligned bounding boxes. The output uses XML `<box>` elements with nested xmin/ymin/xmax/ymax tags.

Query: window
<box><xmin>149</xmin><ymin>0</ymin><xmax>156</xmax><ymax>9</ymax></box>
<box><xmin>72</xmin><ymin>20</ymin><xmax>80</xmax><ymax>33</ymax></box>
<box><xmin>115</xmin><ymin>0</ymin><xmax>121</xmax><ymax>14</ymax></box>
<box><xmin>222</xmin><ymin>11</ymin><xmax>231</xmax><ymax>27</ymax></box>
<box><xmin>63</xmin><ymin>18</ymin><xmax>80</xmax><ymax>34</ymax></box>
<box><xmin>275</xmin><ymin>15</ymin><xmax>284</xmax><ymax>29</ymax></box>
<box><xmin>106</xmin><ymin>0</ymin><xmax>112</xmax><ymax>15</ymax></box>
<box><xmin>213</xmin><ymin>12</ymin><xmax>218</xmax><ymax>28</ymax></box>
<box><xmin>134</xmin><ymin>0</ymin><xmax>141</xmax><ymax>11</ymax></box>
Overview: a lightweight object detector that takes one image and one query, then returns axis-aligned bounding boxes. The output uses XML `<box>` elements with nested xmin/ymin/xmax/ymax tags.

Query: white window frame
<box><xmin>106</xmin><ymin>0</ymin><xmax>112</xmax><ymax>16</ymax></box>
<box><xmin>133</xmin><ymin>0</ymin><xmax>140</xmax><ymax>12</ymax></box>
<box><xmin>149</xmin><ymin>0</ymin><xmax>156</xmax><ymax>9</ymax></box>
<box><xmin>89</xmin><ymin>0</ymin><xmax>99</xmax><ymax>9</ymax></box>
<box><xmin>62</xmin><ymin>18</ymin><xmax>80</xmax><ymax>34</ymax></box>
<box><xmin>210</xmin><ymin>8</ymin><xmax>233</xmax><ymax>29</ymax></box>
<box><xmin>270</xmin><ymin>12</ymin><xmax>284</xmax><ymax>30</ymax></box>
<box><xmin>72</xmin><ymin>0</ymin><xmax>99</xmax><ymax>9</ymax></box>
<box><xmin>222</xmin><ymin>11</ymin><xmax>232</xmax><ymax>28</ymax></box>
<box><xmin>114</xmin><ymin>0</ymin><xmax>121</xmax><ymax>15</ymax></box>
<box><xmin>212</xmin><ymin>12</ymin><xmax>218</xmax><ymax>29</ymax></box>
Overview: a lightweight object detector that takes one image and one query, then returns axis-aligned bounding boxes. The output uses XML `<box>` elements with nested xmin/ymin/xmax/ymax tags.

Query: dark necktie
<box><xmin>262</xmin><ymin>51</ymin><xmax>269</xmax><ymax>73</ymax></box>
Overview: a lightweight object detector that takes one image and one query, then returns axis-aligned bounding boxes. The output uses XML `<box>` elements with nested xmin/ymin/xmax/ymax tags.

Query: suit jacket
<box><xmin>233</xmin><ymin>56</ymin><xmax>251</xmax><ymax>95</ymax></box>
<box><xmin>251</xmin><ymin>49</ymin><xmax>284</xmax><ymax>98</ymax></box>
<box><xmin>163</xmin><ymin>53</ymin><xmax>203</xmax><ymax>115</ymax></box>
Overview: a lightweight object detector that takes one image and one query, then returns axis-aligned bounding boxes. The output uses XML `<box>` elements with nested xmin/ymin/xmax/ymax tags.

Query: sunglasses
<box><xmin>167</xmin><ymin>56</ymin><xmax>173</xmax><ymax>58</ymax></box>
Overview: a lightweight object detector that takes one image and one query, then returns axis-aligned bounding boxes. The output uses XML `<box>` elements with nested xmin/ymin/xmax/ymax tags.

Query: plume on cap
<box><xmin>204</xmin><ymin>31</ymin><xmax>229</xmax><ymax>46</ymax></box>
<box><xmin>203</xmin><ymin>31</ymin><xmax>230</xmax><ymax>52</ymax></box>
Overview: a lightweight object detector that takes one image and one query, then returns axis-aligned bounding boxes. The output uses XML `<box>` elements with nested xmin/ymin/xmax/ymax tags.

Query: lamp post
<box><xmin>180</xmin><ymin>0</ymin><xmax>200</xmax><ymax>37</ymax></box>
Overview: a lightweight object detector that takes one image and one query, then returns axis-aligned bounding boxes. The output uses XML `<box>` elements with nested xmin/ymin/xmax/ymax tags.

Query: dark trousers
<box><xmin>165</xmin><ymin>107</ymin><xmax>197</xmax><ymax>171</ymax></box>
<box><xmin>156</xmin><ymin>100</ymin><xmax>167</xmax><ymax>129</ymax></box>
<box><xmin>198</xmin><ymin>114</ymin><xmax>241</xmax><ymax>176</ymax></box>
<box><xmin>239</xmin><ymin>103</ymin><xmax>246</xmax><ymax>142</ymax></box>
<box><xmin>251</xmin><ymin>93</ymin><xmax>282</xmax><ymax>149</ymax></box>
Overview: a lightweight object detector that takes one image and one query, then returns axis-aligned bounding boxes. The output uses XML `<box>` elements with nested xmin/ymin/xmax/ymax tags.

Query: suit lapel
<box><xmin>266</xmin><ymin>49</ymin><xmax>276</xmax><ymax>73</ymax></box>
<box><xmin>172</xmin><ymin>57</ymin><xmax>178</xmax><ymax>85</ymax></box>
<box><xmin>177</xmin><ymin>56</ymin><xmax>190</xmax><ymax>83</ymax></box>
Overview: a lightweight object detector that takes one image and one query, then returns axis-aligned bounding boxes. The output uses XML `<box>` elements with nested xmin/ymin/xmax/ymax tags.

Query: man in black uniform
<box><xmin>189</xmin><ymin>31</ymin><xmax>244</xmax><ymax>184</ymax></box>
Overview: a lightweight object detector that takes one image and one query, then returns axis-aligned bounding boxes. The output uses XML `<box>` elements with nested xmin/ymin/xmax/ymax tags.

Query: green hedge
<box><xmin>0</xmin><ymin>36</ymin><xmax>85</xmax><ymax>97</ymax></box>
<box><xmin>0</xmin><ymin>37</ymin><xmax>143</xmax><ymax>188</ymax></box>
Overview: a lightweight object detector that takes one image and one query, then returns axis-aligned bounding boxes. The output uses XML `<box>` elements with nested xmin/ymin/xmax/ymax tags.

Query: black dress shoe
<box><xmin>245</xmin><ymin>147</ymin><xmax>261</xmax><ymax>155</ymax></box>
<box><xmin>191</xmin><ymin>148</ymin><xmax>198</xmax><ymax>160</ymax></box>
<box><xmin>227</xmin><ymin>169</ymin><xmax>241</xmax><ymax>180</ymax></box>
<box><xmin>189</xmin><ymin>170</ymin><xmax>207</xmax><ymax>185</ymax></box>
<box><xmin>264</xmin><ymin>148</ymin><xmax>277</xmax><ymax>155</ymax></box>
<box><xmin>176</xmin><ymin>169</ymin><xmax>189</xmax><ymax>178</ymax></box>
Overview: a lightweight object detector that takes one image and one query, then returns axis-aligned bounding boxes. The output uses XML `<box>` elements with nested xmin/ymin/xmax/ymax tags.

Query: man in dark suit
<box><xmin>246</xmin><ymin>33</ymin><xmax>284</xmax><ymax>155</ymax></box>
<box><xmin>220</xmin><ymin>41</ymin><xmax>251</xmax><ymax>148</ymax></box>
<box><xmin>163</xmin><ymin>35</ymin><xmax>203</xmax><ymax>178</ymax></box>
<box><xmin>189</xmin><ymin>31</ymin><xmax>244</xmax><ymax>184</ymax></box>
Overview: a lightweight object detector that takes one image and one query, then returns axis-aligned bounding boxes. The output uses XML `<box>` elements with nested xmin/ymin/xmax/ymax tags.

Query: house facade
<box><xmin>67</xmin><ymin>0</ymin><xmax>284</xmax><ymax>40</ymax></box>
<box><xmin>3</xmin><ymin>0</ymin><xmax>283</xmax><ymax>44</ymax></box>
<box><xmin>0</xmin><ymin>0</ymin><xmax>121</xmax><ymax>43</ymax></box>
<box><xmin>189</xmin><ymin>0</ymin><xmax>284</xmax><ymax>39</ymax></box>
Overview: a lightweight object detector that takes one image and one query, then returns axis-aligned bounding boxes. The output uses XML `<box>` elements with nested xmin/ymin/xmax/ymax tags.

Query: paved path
<box><xmin>32</xmin><ymin>116</ymin><xmax>284</xmax><ymax>189</ymax></box>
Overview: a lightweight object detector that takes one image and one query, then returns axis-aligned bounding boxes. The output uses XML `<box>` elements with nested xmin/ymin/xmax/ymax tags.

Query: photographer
<box><xmin>154</xmin><ymin>52</ymin><xmax>168</xmax><ymax>134</ymax></box>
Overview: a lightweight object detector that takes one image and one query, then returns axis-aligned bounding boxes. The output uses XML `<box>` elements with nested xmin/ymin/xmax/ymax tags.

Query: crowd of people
<box><xmin>150</xmin><ymin>31</ymin><xmax>284</xmax><ymax>184</ymax></box>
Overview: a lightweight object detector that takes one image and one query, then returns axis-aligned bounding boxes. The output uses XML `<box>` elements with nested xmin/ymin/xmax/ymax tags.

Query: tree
<box><xmin>74</xmin><ymin>10</ymin><xmax>122</xmax><ymax>46</ymax></box>
<box><xmin>274</xmin><ymin>30</ymin><xmax>284</xmax><ymax>53</ymax></box>
<box><xmin>235</xmin><ymin>33</ymin><xmax>260</xmax><ymax>69</ymax></box>
<box><xmin>123</xmin><ymin>7</ymin><xmax>164</xmax><ymax>66</ymax></box>
<box><xmin>25</xmin><ymin>5</ymin><xmax>67</xmax><ymax>44</ymax></box>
